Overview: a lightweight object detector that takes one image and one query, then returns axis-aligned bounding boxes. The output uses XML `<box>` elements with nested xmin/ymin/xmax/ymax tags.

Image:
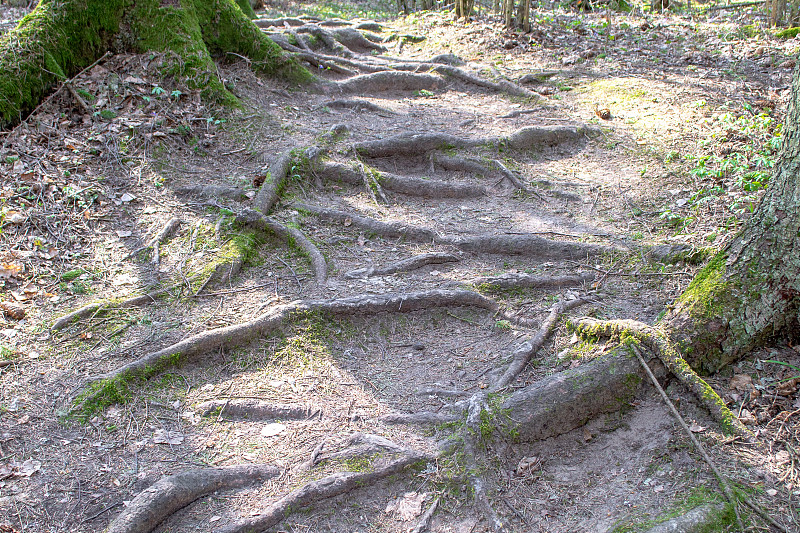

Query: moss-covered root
<box><xmin>253</xmin><ymin>148</ymin><xmax>296</xmax><ymax>214</ymax></box>
<box><xmin>218</xmin><ymin>447</ymin><xmax>430</xmax><ymax>533</ymax></box>
<box><xmin>238</xmin><ymin>208</ymin><xmax>328</xmax><ymax>284</ymax></box>
<box><xmin>573</xmin><ymin>317</ymin><xmax>753</xmax><ymax>440</ymax></box>
<box><xmin>51</xmin><ymin>282</ymin><xmax>183</xmax><ymax>331</ymax></box>
<box><xmin>74</xmin><ymin>289</ymin><xmax>498</xmax><ymax>414</ymax></box>
<box><xmin>0</xmin><ymin>0</ymin><xmax>309</xmax><ymax>128</ymax></box>
<box><xmin>107</xmin><ymin>464</ymin><xmax>280</xmax><ymax>533</ymax></box>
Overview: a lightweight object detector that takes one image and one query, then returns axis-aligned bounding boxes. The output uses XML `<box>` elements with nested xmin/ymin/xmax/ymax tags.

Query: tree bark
<box><xmin>663</xmin><ymin>69</ymin><xmax>800</xmax><ymax>373</ymax></box>
<box><xmin>0</xmin><ymin>0</ymin><xmax>309</xmax><ymax>128</ymax></box>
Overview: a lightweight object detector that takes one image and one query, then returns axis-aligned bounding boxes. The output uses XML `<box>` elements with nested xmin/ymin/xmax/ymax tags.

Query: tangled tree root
<box><xmin>123</xmin><ymin>217</ymin><xmax>182</xmax><ymax>268</ymax></box>
<box><xmin>345</xmin><ymin>252</ymin><xmax>460</xmax><ymax>279</ymax></box>
<box><xmin>107</xmin><ymin>464</ymin><xmax>280</xmax><ymax>533</ymax></box>
<box><xmin>238</xmin><ymin>208</ymin><xmax>328</xmax><ymax>284</ymax></box>
<box><xmin>316</xmin><ymin>98</ymin><xmax>396</xmax><ymax>114</ymax></box>
<box><xmin>73</xmin><ymin>289</ymin><xmax>498</xmax><ymax>413</ymax></box>
<box><xmin>332</xmin><ymin>71</ymin><xmax>442</xmax><ymax>94</ymax></box>
<box><xmin>353</xmin><ymin>125</ymin><xmax>593</xmax><ymax>158</ymax></box>
<box><xmin>475</xmin><ymin>271</ymin><xmax>594</xmax><ymax>290</ymax></box>
<box><xmin>573</xmin><ymin>318</ymin><xmax>752</xmax><ymax>440</ymax></box>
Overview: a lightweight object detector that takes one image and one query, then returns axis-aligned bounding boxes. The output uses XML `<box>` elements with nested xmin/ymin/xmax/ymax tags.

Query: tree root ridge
<box><xmin>107</xmin><ymin>464</ymin><xmax>280</xmax><ymax>533</ymax></box>
<box><xmin>52</xmin><ymin>282</ymin><xmax>183</xmax><ymax>331</ymax></box>
<box><xmin>493</xmin><ymin>298</ymin><xmax>590</xmax><ymax>390</ymax></box>
<box><xmin>123</xmin><ymin>217</ymin><xmax>182</xmax><ymax>266</ymax></box>
<box><xmin>333</xmin><ymin>71</ymin><xmax>441</xmax><ymax>94</ymax></box>
<box><xmin>380</xmin><ymin>410</ymin><xmax>461</xmax><ymax>425</ymax></box>
<box><xmin>295</xmin><ymin>202</ymin><xmax>615</xmax><ymax>259</ymax></box>
<box><xmin>238</xmin><ymin>208</ymin><xmax>328</xmax><ymax>284</ymax></box>
<box><xmin>574</xmin><ymin>318</ymin><xmax>752</xmax><ymax>440</ymax></box>
<box><xmin>345</xmin><ymin>252</ymin><xmax>460</xmax><ymax>279</ymax></box>
<box><xmin>476</xmin><ymin>272</ymin><xmax>594</xmax><ymax>290</ymax></box>
<box><xmin>293</xmin><ymin>202</ymin><xmax>439</xmax><ymax>242</ymax></box>
<box><xmin>195</xmin><ymin>399</ymin><xmax>318</xmax><ymax>420</ymax></box>
<box><xmin>253</xmin><ymin>148</ymin><xmax>295</xmax><ymax>214</ymax></box>
<box><xmin>76</xmin><ymin>289</ymin><xmax>498</xmax><ymax>411</ymax></box>
<box><xmin>353</xmin><ymin>125</ymin><xmax>593</xmax><ymax>158</ymax></box>
<box><xmin>316</xmin><ymin>98</ymin><xmax>396</xmax><ymax>114</ymax></box>
<box><xmin>318</xmin><ymin>161</ymin><xmax>488</xmax><ymax>198</ymax></box>
<box><xmin>219</xmin><ymin>449</ymin><xmax>428</xmax><ymax>533</ymax></box>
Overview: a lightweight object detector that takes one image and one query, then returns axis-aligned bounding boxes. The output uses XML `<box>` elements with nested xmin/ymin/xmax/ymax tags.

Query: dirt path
<box><xmin>1</xmin><ymin>5</ymin><xmax>798</xmax><ymax>533</ymax></box>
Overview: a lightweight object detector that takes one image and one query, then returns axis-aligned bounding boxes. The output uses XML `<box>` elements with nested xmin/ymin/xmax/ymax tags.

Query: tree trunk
<box><xmin>663</xmin><ymin>68</ymin><xmax>800</xmax><ymax>374</ymax></box>
<box><xmin>0</xmin><ymin>0</ymin><xmax>309</xmax><ymax>128</ymax></box>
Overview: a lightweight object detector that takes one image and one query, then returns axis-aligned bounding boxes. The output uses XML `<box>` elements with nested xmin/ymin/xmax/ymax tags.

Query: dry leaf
<box><xmin>688</xmin><ymin>422</ymin><xmax>706</xmax><ymax>433</ymax></box>
<box><xmin>739</xmin><ymin>409</ymin><xmax>757</xmax><ymax>425</ymax></box>
<box><xmin>385</xmin><ymin>491</ymin><xmax>426</xmax><ymax>521</ymax></box>
<box><xmin>119</xmin><ymin>192</ymin><xmax>136</xmax><ymax>203</ymax></box>
<box><xmin>516</xmin><ymin>456</ymin><xmax>540</xmax><ymax>475</ymax></box>
<box><xmin>153</xmin><ymin>429</ymin><xmax>184</xmax><ymax>445</ymax></box>
<box><xmin>16</xmin><ymin>458</ymin><xmax>41</xmax><ymax>477</ymax></box>
<box><xmin>0</xmin><ymin>262</ymin><xmax>23</xmax><ymax>278</ymax></box>
<box><xmin>729</xmin><ymin>374</ymin><xmax>754</xmax><ymax>392</ymax></box>
<box><xmin>0</xmin><ymin>301</ymin><xmax>25</xmax><ymax>320</ymax></box>
<box><xmin>260</xmin><ymin>423</ymin><xmax>286</xmax><ymax>438</ymax></box>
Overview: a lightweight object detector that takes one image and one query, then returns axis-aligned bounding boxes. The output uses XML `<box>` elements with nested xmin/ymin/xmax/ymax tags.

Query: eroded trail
<box><xmin>3</xmin><ymin>10</ymin><xmax>786</xmax><ymax>533</ymax></box>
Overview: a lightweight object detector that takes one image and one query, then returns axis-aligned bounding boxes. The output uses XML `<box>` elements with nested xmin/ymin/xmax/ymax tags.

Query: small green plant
<box><xmin>414</xmin><ymin>89</ymin><xmax>435</xmax><ymax>97</ymax></box>
<box><xmin>762</xmin><ymin>359</ymin><xmax>800</xmax><ymax>381</ymax></box>
<box><xmin>151</xmin><ymin>86</ymin><xmax>166</xmax><ymax>96</ymax></box>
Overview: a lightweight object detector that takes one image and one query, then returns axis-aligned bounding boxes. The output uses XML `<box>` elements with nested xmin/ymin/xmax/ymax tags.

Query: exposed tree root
<box><xmin>573</xmin><ymin>318</ymin><xmax>752</xmax><ymax>440</ymax></box>
<box><xmin>238</xmin><ymin>208</ymin><xmax>328</xmax><ymax>284</ymax></box>
<box><xmin>475</xmin><ymin>272</ymin><xmax>594</xmax><ymax>290</ymax></box>
<box><xmin>317</xmin><ymin>161</ymin><xmax>489</xmax><ymax>198</ymax></box>
<box><xmin>219</xmin><ymin>448</ymin><xmax>429</xmax><ymax>533</ymax></box>
<box><xmin>294</xmin><ymin>202</ymin><xmax>615</xmax><ymax>260</ymax></box>
<box><xmin>493</xmin><ymin>298</ymin><xmax>590</xmax><ymax>390</ymax></box>
<box><xmin>324</xmin><ymin>27</ymin><xmax>387</xmax><ymax>54</ymax></box>
<box><xmin>253</xmin><ymin>17</ymin><xmax>306</xmax><ymax>27</ymax></box>
<box><xmin>410</xmin><ymin>496</ymin><xmax>440</xmax><ymax>533</ymax></box>
<box><xmin>293</xmin><ymin>202</ymin><xmax>438</xmax><ymax>242</ymax></box>
<box><xmin>493</xmin><ymin>159</ymin><xmax>528</xmax><ymax>191</ymax></box>
<box><xmin>74</xmin><ymin>289</ymin><xmax>498</xmax><ymax>412</ymax></box>
<box><xmin>253</xmin><ymin>148</ymin><xmax>295</xmax><ymax>214</ymax></box>
<box><xmin>313</xmin><ymin>433</ymin><xmax>410</xmax><ymax>466</ymax></box>
<box><xmin>431</xmin><ymin>153</ymin><xmax>493</xmax><ymax>175</ymax></box>
<box><xmin>52</xmin><ymin>282</ymin><xmax>184</xmax><ymax>331</ymax></box>
<box><xmin>177</xmin><ymin>184</ymin><xmax>246</xmax><ymax>200</ymax></box>
<box><xmin>345</xmin><ymin>252</ymin><xmax>460</xmax><ymax>279</ymax></box>
<box><xmin>123</xmin><ymin>217</ymin><xmax>182</xmax><ymax>270</ymax></box>
<box><xmin>380</xmin><ymin>411</ymin><xmax>461</xmax><ymax>425</ymax></box>
<box><xmin>353</xmin><ymin>125</ymin><xmax>593</xmax><ymax>158</ymax></box>
<box><xmin>316</xmin><ymin>98</ymin><xmax>396</xmax><ymax>114</ymax></box>
<box><xmin>195</xmin><ymin>399</ymin><xmax>318</xmax><ymax>420</ymax></box>
<box><xmin>332</xmin><ymin>71</ymin><xmax>442</xmax><ymax>94</ymax></box>
<box><xmin>107</xmin><ymin>464</ymin><xmax>280</xmax><ymax>533</ymax></box>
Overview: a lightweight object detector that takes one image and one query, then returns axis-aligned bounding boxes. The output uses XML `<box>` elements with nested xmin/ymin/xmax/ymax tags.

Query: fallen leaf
<box><xmin>385</xmin><ymin>491</ymin><xmax>426</xmax><ymax>521</ymax></box>
<box><xmin>0</xmin><ymin>301</ymin><xmax>25</xmax><ymax>320</ymax></box>
<box><xmin>260</xmin><ymin>423</ymin><xmax>286</xmax><ymax>438</ymax></box>
<box><xmin>343</xmin><ymin>217</ymin><xmax>352</xmax><ymax>227</ymax></box>
<box><xmin>119</xmin><ymin>193</ymin><xmax>136</xmax><ymax>203</ymax></box>
<box><xmin>0</xmin><ymin>262</ymin><xmax>23</xmax><ymax>278</ymax></box>
<box><xmin>766</xmin><ymin>488</ymin><xmax>778</xmax><ymax>496</ymax></box>
<box><xmin>153</xmin><ymin>429</ymin><xmax>184</xmax><ymax>445</ymax></box>
<box><xmin>739</xmin><ymin>409</ymin><xmax>757</xmax><ymax>425</ymax></box>
<box><xmin>115</xmin><ymin>230</ymin><xmax>132</xmax><ymax>238</ymax></box>
<box><xmin>5</xmin><ymin>211</ymin><xmax>26</xmax><ymax>224</ymax></box>
<box><xmin>16</xmin><ymin>459</ymin><xmax>41</xmax><ymax>477</ymax></box>
<box><xmin>729</xmin><ymin>374</ymin><xmax>754</xmax><ymax>391</ymax></box>
<box><xmin>689</xmin><ymin>422</ymin><xmax>706</xmax><ymax>433</ymax></box>
<box><xmin>516</xmin><ymin>456</ymin><xmax>540</xmax><ymax>475</ymax></box>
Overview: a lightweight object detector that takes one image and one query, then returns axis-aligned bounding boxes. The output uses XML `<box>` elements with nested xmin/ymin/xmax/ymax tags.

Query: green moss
<box><xmin>675</xmin><ymin>252</ymin><xmax>728</xmax><ymax>318</ymax></box>
<box><xmin>775</xmin><ymin>27</ymin><xmax>800</xmax><ymax>39</ymax></box>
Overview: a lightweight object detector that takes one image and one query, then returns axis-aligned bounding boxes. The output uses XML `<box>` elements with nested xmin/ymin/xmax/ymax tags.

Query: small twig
<box><xmin>278</xmin><ymin>257</ymin><xmax>302</xmax><ymax>289</ymax></box>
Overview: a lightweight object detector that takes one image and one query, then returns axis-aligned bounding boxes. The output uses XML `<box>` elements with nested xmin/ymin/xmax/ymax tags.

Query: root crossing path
<box><xmin>39</xmin><ymin>13</ymin><xmax>750</xmax><ymax>533</ymax></box>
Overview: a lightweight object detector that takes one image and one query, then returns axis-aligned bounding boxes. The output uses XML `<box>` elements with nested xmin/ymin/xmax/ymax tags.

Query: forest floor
<box><xmin>1</xmin><ymin>2</ymin><xmax>799</xmax><ymax>532</ymax></box>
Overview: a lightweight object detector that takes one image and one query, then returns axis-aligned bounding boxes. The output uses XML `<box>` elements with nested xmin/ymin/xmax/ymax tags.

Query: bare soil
<box><xmin>1</xmin><ymin>3</ymin><xmax>799</xmax><ymax>533</ymax></box>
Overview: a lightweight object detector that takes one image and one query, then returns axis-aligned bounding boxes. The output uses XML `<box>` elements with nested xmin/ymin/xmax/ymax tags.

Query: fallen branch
<box><xmin>107</xmin><ymin>464</ymin><xmax>280</xmax><ymax>533</ymax></box>
<box><xmin>492</xmin><ymin>298</ymin><xmax>589</xmax><ymax>390</ymax></box>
